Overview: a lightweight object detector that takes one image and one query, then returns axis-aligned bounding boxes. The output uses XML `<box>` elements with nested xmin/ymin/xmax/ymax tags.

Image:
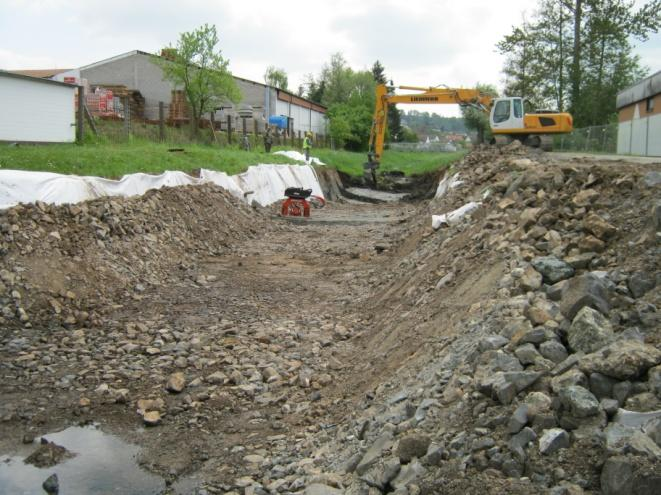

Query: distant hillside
<box><xmin>401</xmin><ymin>110</ymin><xmax>467</xmax><ymax>135</ymax></box>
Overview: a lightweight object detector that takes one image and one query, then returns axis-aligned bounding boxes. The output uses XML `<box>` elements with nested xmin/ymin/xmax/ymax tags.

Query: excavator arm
<box><xmin>367</xmin><ymin>84</ymin><xmax>493</xmax><ymax>167</ymax></box>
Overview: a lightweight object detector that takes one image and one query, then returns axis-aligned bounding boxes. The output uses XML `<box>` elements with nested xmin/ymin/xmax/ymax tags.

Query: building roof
<box><xmin>79</xmin><ymin>50</ymin><xmax>146</xmax><ymax>71</ymax></box>
<box><xmin>79</xmin><ymin>49</ymin><xmax>326</xmax><ymax>111</ymax></box>
<box><xmin>0</xmin><ymin>70</ymin><xmax>78</xmax><ymax>89</ymax></box>
<box><xmin>276</xmin><ymin>89</ymin><xmax>327</xmax><ymax>113</ymax></box>
<box><xmin>616</xmin><ymin>69</ymin><xmax>661</xmax><ymax>109</ymax></box>
<box><xmin>8</xmin><ymin>68</ymin><xmax>72</xmax><ymax>78</ymax></box>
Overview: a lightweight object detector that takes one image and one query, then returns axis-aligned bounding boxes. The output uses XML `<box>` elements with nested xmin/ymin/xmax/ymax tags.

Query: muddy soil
<box><xmin>0</xmin><ymin>198</ymin><xmax>417</xmax><ymax>492</ymax></box>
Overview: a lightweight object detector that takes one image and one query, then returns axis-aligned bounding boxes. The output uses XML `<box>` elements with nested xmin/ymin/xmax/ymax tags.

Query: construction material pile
<box><xmin>0</xmin><ymin>183</ymin><xmax>270</xmax><ymax>330</ymax></box>
<box><xmin>294</xmin><ymin>144</ymin><xmax>661</xmax><ymax>494</ymax></box>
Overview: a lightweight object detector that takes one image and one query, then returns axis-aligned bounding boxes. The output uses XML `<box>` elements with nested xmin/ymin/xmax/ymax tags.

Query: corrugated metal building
<box><xmin>78</xmin><ymin>50</ymin><xmax>327</xmax><ymax>135</ymax></box>
<box><xmin>0</xmin><ymin>71</ymin><xmax>77</xmax><ymax>143</ymax></box>
<box><xmin>616</xmin><ymin>70</ymin><xmax>661</xmax><ymax>156</ymax></box>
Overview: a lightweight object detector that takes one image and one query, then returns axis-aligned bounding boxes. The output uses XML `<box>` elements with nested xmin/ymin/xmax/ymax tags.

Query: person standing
<box><xmin>303</xmin><ymin>132</ymin><xmax>312</xmax><ymax>163</ymax></box>
<box><xmin>264</xmin><ymin>127</ymin><xmax>273</xmax><ymax>153</ymax></box>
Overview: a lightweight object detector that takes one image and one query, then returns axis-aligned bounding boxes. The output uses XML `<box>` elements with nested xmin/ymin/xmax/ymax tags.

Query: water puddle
<box><xmin>0</xmin><ymin>425</ymin><xmax>164</xmax><ymax>494</ymax></box>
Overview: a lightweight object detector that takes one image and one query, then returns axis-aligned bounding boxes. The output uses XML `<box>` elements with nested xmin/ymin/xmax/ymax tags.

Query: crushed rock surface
<box><xmin>1</xmin><ymin>145</ymin><xmax>660</xmax><ymax>495</ymax></box>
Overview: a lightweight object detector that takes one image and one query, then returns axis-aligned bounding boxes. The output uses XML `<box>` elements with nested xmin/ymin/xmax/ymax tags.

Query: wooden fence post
<box><xmin>124</xmin><ymin>96</ymin><xmax>131</xmax><ymax>139</ymax></box>
<box><xmin>76</xmin><ymin>86</ymin><xmax>84</xmax><ymax>143</ymax></box>
<box><xmin>227</xmin><ymin>115</ymin><xmax>233</xmax><ymax>144</ymax></box>
<box><xmin>209</xmin><ymin>112</ymin><xmax>218</xmax><ymax>143</ymax></box>
<box><xmin>158</xmin><ymin>102</ymin><xmax>165</xmax><ymax>142</ymax></box>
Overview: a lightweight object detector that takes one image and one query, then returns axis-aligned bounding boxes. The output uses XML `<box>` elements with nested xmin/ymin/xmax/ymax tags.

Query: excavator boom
<box><xmin>368</xmin><ymin>84</ymin><xmax>493</xmax><ymax>166</ymax></box>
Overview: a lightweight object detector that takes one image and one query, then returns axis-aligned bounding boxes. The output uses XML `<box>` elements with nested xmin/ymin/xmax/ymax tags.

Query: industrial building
<box><xmin>616</xmin><ymin>70</ymin><xmax>661</xmax><ymax>156</ymax></box>
<box><xmin>77</xmin><ymin>50</ymin><xmax>326</xmax><ymax>135</ymax></box>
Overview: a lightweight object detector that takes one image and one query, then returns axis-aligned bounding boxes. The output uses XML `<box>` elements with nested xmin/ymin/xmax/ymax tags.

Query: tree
<box><xmin>536</xmin><ymin>0</ymin><xmax>573</xmax><ymax>111</ymax></box>
<box><xmin>157</xmin><ymin>24</ymin><xmax>241</xmax><ymax>135</ymax></box>
<box><xmin>304</xmin><ymin>53</ymin><xmax>377</xmax><ymax>151</ymax></box>
<box><xmin>574</xmin><ymin>0</ymin><xmax>653</xmax><ymax>124</ymax></box>
<box><xmin>497</xmin><ymin>21</ymin><xmax>549</xmax><ymax>110</ymax></box>
<box><xmin>370</xmin><ymin>60</ymin><xmax>403</xmax><ymax>142</ymax></box>
<box><xmin>399</xmin><ymin>126</ymin><xmax>419</xmax><ymax>143</ymax></box>
<box><xmin>264</xmin><ymin>66</ymin><xmax>288</xmax><ymax>90</ymax></box>
<box><xmin>401</xmin><ymin>111</ymin><xmax>467</xmax><ymax>135</ymax></box>
<box><xmin>461</xmin><ymin>83</ymin><xmax>499</xmax><ymax>144</ymax></box>
<box><xmin>327</xmin><ymin>103</ymin><xmax>373</xmax><ymax>150</ymax></box>
<box><xmin>371</xmin><ymin>60</ymin><xmax>387</xmax><ymax>85</ymax></box>
<box><xmin>318</xmin><ymin>53</ymin><xmax>355</xmax><ymax>107</ymax></box>
<box><xmin>303</xmin><ymin>73</ymin><xmax>325</xmax><ymax>104</ymax></box>
<box><xmin>498</xmin><ymin>0</ymin><xmax>661</xmax><ymax>126</ymax></box>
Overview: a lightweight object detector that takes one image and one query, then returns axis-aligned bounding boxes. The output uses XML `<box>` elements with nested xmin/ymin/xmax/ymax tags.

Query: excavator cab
<box><xmin>489</xmin><ymin>97</ymin><xmax>524</xmax><ymax>132</ymax></box>
<box><xmin>489</xmin><ymin>96</ymin><xmax>572</xmax><ymax>150</ymax></box>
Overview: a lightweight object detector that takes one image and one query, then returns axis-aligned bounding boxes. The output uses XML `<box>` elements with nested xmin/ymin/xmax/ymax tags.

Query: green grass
<box><xmin>314</xmin><ymin>148</ymin><xmax>467</xmax><ymax>177</ymax></box>
<box><xmin>0</xmin><ymin>140</ymin><xmax>299</xmax><ymax>178</ymax></box>
<box><xmin>0</xmin><ymin>140</ymin><xmax>466</xmax><ymax>179</ymax></box>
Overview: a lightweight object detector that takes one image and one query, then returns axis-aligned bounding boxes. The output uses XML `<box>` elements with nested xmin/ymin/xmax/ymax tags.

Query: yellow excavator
<box><xmin>366</xmin><ymin>83</ymin><xmax>573</xmax><ymax>177</ymax></box>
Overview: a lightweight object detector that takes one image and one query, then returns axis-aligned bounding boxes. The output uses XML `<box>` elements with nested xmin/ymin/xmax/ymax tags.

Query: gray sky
<box><xmin>1</xmin><ymin>0</ymin><xmax>659</xmax><ymax>116</ymax></box>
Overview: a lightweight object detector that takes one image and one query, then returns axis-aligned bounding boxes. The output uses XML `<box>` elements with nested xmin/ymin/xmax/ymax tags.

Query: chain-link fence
<box><xmin>79</xmin><ymin>96</ymin><xmax>330</xmax><ymax>150</ymax></box>
<box><xmin>554</xmin><ymin>123</ymin><xmax>618</xmax><ymax>154</ymax></box>
<box><xmin>388</xmin><ymin>141</ymin><xmax>466</xmax><ymax>153</ymax></box>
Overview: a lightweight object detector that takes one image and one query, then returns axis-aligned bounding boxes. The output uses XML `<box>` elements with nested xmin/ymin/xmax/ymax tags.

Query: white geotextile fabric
<box><xmin>273</xmin><ymin>150</ymin><xmax>325</xmax><ymax>165</ymax></box>
<box><xmin>434</xmin><ymin>172</ymin><xmax>464</xmax><ymax>199</ymax></box>
<box><xmin>432</xmin><ymin>201</ymin><xmax>482</xmax><ymax>229</ymax></box>
<box><xmin>0</xmin><ymin>158</ymin><xmax>324</xmax><ymax>210</ymax></box>
<box><xmin>228</xmin><ymin>164</ymin><xmax>324</xmax><ymax>207</ymax></box>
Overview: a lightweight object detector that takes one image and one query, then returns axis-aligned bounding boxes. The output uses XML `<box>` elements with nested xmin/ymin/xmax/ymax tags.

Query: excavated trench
<box><xmin>0</xmin><ymin>177</ymin><xmax>419</xmax><ymax>493</ymax></box>
<box><xmin>1</xmin><ymin>147</ymin><xmax>660</xmax><ymax>494</ymax></box>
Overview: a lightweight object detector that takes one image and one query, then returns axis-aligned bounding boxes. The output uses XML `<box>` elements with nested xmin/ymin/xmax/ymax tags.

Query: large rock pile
<box><xmin>288</xmin><ymin>145</ymin><xmax>660</xmax><ymax>494</ymax></box>
<box><xmin>0</xmin><ymin>184</ymin><xmax>270</xmax><ymax>330</ymax></box>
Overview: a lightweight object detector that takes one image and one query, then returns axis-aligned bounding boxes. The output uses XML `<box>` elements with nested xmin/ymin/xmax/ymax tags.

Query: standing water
<box><xmin>0</xmin><ymin>425</ymin><xmax>164</xmax><ymax>494</ymax></box>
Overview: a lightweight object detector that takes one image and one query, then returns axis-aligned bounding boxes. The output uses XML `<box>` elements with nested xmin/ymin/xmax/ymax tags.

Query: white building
<box><xmin>0</xmin><ymin>71</ymin><xmax>77</xmax><ymax>143</ymax></box>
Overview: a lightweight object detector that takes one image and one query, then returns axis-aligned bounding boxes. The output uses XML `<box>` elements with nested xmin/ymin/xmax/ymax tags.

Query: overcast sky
<box><xmin>1</xmin><ymin>0</ymin><xmax>659</xmax><ymax>116</ymax></box>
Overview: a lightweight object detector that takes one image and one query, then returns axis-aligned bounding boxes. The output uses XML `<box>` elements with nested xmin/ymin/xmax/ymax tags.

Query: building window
<box><xmin>647</xmin><ymin>97</ymin><xmax>655</xmax><ymax>113</ymax></box>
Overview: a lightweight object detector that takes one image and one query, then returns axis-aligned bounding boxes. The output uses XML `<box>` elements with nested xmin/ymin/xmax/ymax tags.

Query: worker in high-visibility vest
<box><xmin>303</xmin><ymin>132</ymin><xmax>312</xmax><ymax>163</ymax></box>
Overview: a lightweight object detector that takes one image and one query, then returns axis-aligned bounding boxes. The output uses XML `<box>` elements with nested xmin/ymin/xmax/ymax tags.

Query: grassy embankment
<box><xmin>313</xmin><ymin>148</ymin><xmax>466</xmax><ymax>177</ymax></box>
<box><xmin>0</xmin><ymin>141</ymin><xmax>466</xmax><ymax>179</ymax></box>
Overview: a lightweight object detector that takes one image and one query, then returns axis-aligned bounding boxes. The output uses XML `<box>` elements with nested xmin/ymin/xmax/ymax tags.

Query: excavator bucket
<box><xmin>363</xmin><ymin>153</ymin><xmax>379</xmax><ymax>188</ymax></box>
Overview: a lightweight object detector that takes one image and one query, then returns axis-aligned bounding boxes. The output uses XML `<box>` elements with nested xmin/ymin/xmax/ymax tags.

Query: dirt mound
<box><xmin>303</xmin><ymin>143</ymin><xmax>660</xmax><ymax>494</ymax></box>
<box><xmin>0</xmin><ymin>183</ymin><xmax>272</xmax><ymax>331</ymax></box>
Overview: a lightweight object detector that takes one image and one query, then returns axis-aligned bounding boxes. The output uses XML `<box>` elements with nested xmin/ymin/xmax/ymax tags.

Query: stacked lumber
<box><xmin>168</xmin><ymin>90</ymin><xmax>190</xmax><ymax>122</ymax></box>
<box><xmin>96</xmin><ymin>85</ymin><xmax>145</xmax><ymax>119</ymax></box>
